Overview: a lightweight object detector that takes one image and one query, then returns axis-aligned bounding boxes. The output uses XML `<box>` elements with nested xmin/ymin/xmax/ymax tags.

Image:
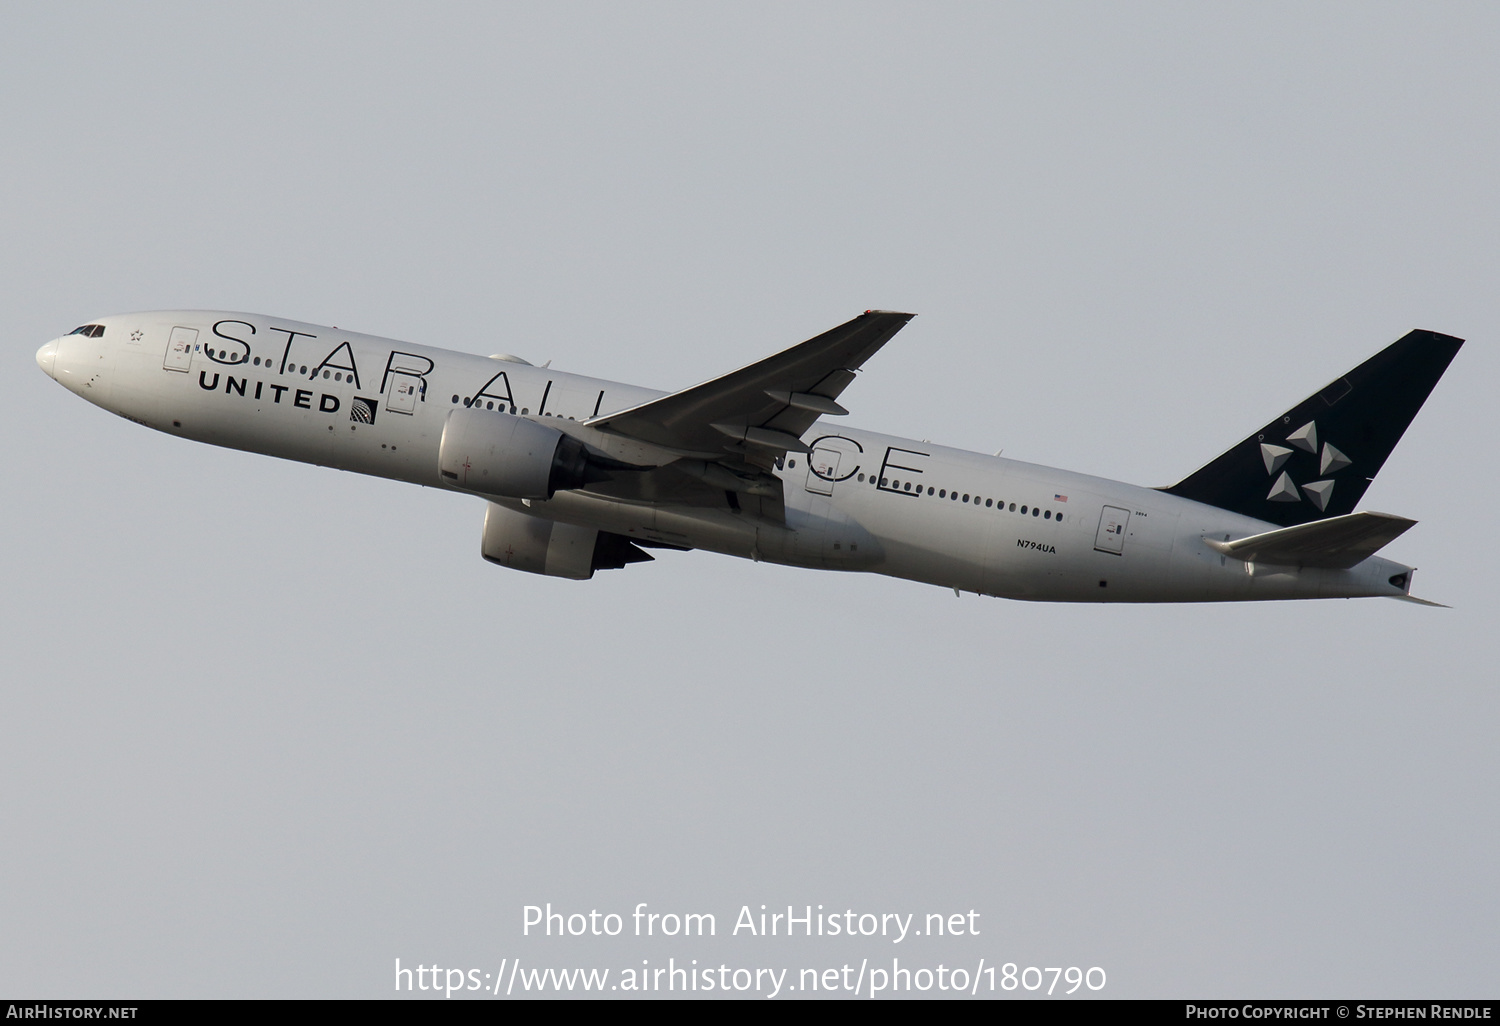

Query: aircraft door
<box><xmin>802</xmin><ymin>436</ymin><xmax>864</xmax><ymax>497</ymax></box>
<box><xmin>805</xmin><ymin>447</ymin><xmax>841</xmax><ymax>496</ymax></box>
<box><xmin>1095</xmin><ymin>505</ymin><xmax>1131</xmax><ymax>554</ymax></box>
<box><xmin>387</xmin><ymin>376</ymin><xmax>421</xmax><ymax>414</ymax></box>
<box><xmin>164</xmin><ymin>327</ymin><xmax>197</xmax><ymax>372</ymax></box>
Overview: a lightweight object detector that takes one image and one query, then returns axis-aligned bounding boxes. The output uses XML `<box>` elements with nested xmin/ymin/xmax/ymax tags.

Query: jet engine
<box><xmin>480</xmin><ymin>502</ymin><xmax>652</xmax><ymax>580</ymax></box>
<box><xmin>439</xmin><ymin>409</ymin><xmax>607</xmax><ymax>499</ymax></box>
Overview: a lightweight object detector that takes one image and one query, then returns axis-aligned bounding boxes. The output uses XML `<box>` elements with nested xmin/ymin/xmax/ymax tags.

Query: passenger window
<box><xmin>1032</xmin><ymin>507</ymin><xmax>1040</xmax><ymax>516</ymax></box>
<box><xmin>986</xmin><ymin>499</ymin><xmax>993</xmax><ymax>507</ymax></box>
<box><xmin>1044</xmin><ymin>510</ymin><xmax>1051</xmax><ymax>519</ymax></box>
<box><xmin>1009</xmin><ymin>503</ymin><xmax>1016</xmax><ymax>512</ymax></box>
<box><xmin>939</xmin><ymin>489</ymin><xmax>946</xmax><ymax>498</ymax></box>
<box><xmin>1020</xmin><ymin>505</ymin><xmax>1027</xmax><ymax>514</ymax></box>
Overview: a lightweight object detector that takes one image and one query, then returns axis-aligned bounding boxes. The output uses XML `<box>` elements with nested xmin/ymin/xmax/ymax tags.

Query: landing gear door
<box><xmin>164</xmin><ymin>326</ymin><xmax>197</xmax><ymax>372</ymax></box>
<box><xmin>805</xmin><ymin>447</ymin><xmax>840</xmax><ymax>496</ymax></box>
<box><xmin>1095</xmin><ymin>505</ymin><xmax>1130</xmax><ymax>554</ymax></box>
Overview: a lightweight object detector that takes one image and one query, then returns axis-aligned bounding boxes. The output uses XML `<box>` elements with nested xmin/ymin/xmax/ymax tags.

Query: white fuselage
<box><xmin>37</xmin><ymin>311</ymin><xmax>1414</xmax><ymax>603</ymax></box>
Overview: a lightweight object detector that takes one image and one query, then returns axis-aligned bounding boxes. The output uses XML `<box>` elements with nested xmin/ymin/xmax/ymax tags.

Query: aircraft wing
<box><xmin>585</xmin><ymin>310</ymin><xmax>914</xmax><ymax>467</ymax></box>
<box><xmin>1203</xmin><ymin>510</ymin><xmax>1416</xmax><ymax>569</ymax></box>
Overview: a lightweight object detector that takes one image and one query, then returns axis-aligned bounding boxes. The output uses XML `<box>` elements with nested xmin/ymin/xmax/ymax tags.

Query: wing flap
<box><xmin>1204</xmin><ymin>510</ymin><xmax>1416</xmax><ymax>569</ymax></box>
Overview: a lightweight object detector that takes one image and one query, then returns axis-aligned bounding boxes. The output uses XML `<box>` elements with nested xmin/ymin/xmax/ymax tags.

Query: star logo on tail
<box><xmin>1261</xmin><ymin>421</ymin><xmax>1351</xmax><ymax>511</ymax></box>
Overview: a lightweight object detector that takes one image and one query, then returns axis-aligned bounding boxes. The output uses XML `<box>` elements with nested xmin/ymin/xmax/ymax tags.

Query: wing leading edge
<box><xmin>585</xmin><ymin>310</ymin><xmax>915</xmax><ymax>466</ymax></box>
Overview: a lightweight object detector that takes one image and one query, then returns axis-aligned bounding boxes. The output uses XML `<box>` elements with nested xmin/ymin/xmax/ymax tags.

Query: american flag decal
<box><xmin>1054</xmin><ymin>494</ymin><xmax>1068</xmax><ymax>502</ymax></box>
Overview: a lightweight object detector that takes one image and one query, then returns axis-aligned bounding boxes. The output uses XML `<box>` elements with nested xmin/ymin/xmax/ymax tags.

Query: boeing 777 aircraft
<box><xmin>36</xmin><ymin>310</ymin><xmax>1461</xmax><ymax>603</ymax></box>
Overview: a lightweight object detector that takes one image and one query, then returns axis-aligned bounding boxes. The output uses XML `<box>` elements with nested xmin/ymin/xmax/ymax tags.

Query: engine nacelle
<box><xmin>480</xmin><ymin>503</ymin><xmax>654</xmax><ymax>580</ymax></box>
<box><xmin>481</xmin><ymin>502</ymin><xmax>598</xmax><ymax>579</ymax></box>
<box><xmin>439</xmin><ymin>409</ymin><xmax>591</xmax><ymax>499</ymax></box>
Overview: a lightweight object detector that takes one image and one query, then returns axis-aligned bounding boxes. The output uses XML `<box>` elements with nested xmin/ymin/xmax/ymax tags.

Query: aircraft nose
<box><xmin>36</xmin><ymin>339</ymin><xmax>59</xmax><ymax>378</ymax></box>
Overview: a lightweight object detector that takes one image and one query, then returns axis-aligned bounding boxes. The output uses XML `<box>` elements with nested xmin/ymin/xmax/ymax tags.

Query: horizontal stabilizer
<box><xmin>1389</xmin><ymin>594</ymin><xmax>1450</xmax><ymax>608</ymax></box>
<box><xmin>1204</xmin><ymin>511</ymin><xmax>1416</xmax><ymax>569</ymax></box>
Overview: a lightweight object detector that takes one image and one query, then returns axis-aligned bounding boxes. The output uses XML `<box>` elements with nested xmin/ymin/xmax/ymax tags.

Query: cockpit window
<box><xmin>68</xmin><ymin>324</ymin><xmax>106</xmax><ymax>338</ymax></box>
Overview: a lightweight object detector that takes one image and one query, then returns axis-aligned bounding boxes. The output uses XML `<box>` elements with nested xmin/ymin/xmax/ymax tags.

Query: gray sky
<box><xmin>3</xmin><ymin>2</ymin><xmax>1497</xmax><ymax>999</ymax></box>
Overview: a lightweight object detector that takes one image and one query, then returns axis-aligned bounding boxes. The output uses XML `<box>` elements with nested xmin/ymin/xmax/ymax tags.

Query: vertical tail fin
<box><xmin>1164</xmin><ymin>330</ymin><xmax>1463</xmax><ymax>527</ymax></box>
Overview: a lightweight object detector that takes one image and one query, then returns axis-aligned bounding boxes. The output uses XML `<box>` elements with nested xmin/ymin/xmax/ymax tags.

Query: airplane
<box><xmin>35</xmin><ymin>310</ymin><xmax>1462</xmax><ymax>604</ymax></box>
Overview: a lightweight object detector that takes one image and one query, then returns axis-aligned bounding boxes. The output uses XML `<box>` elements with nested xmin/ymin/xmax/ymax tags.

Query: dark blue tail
<box><xmin>1164</xmin><ymin>330</ymin><xmax>1463</xmax><ymax>527</ymax></box>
